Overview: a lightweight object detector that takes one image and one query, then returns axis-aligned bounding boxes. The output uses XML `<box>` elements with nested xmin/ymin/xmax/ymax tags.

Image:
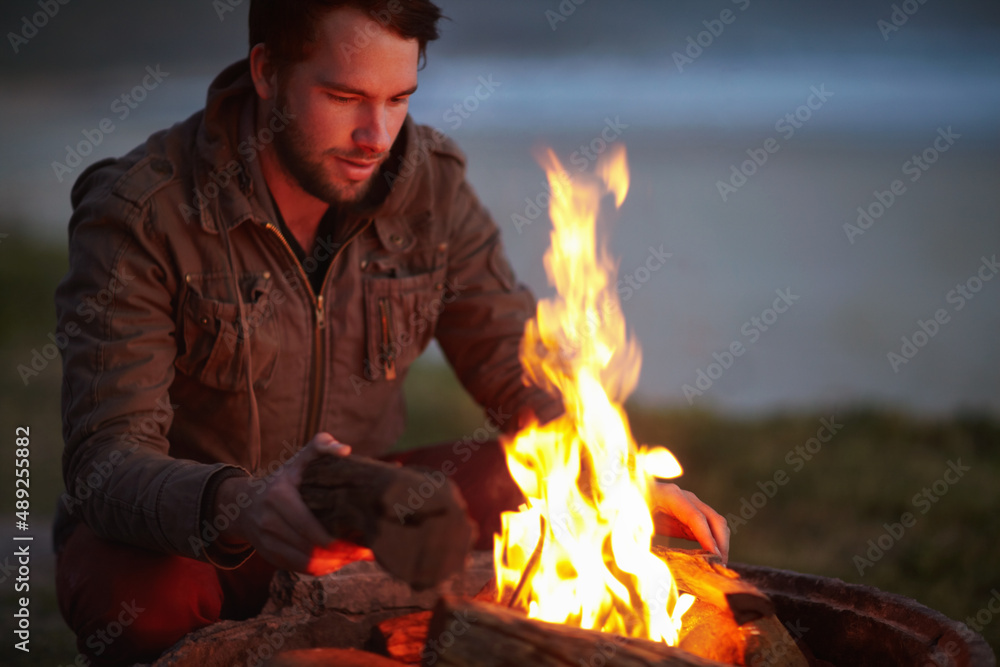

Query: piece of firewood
<box><xmin>478</xmin><ymin>548</ymin><xmax>772</xmax><ymax>625</ymax></box>
<box><xmin>423</xmin><ymin>596</ymin><xmax>730</xmax><ymax>667</ymax></box>
<box><xmin>474</xmin><ymin>570</ymin><xmax>751</xmax><ymax>665</ymax></box>
<box><xmin>378</xmin><ymin>610</ymin><xmax>433</xmax><ymax>665</ymax></box>
<box><xmin>652</xmin><ymin>547</ymin><xmax>774</xmax><ymax>626</ymax></box>
<box><xmin>299</xmin><ymin>455</ymin><xmax>475</xmax><ymax>590</ymax></box>
<box><xmin>655</xmin><ymin>549</ymin><xmax>807</xmax><ymax>667</ymax></box>
<box><xmin>677</xmin><ymin>598</ymin><xmax>747</xmax><ymax>665</ymax></box>
<box><xmin>477</xmin><ymin>547</ymin><xmax>807</xmax><ymax>667</ymax></box>
<box><xmin>265</xmin><ymin>647</ymin><xmax>407</xmax><ymax>666</ymax></box>
<box><xmin>675</xmin><ymin>600</ymin><xmax>809</xmax><ymax>667</ymax></box>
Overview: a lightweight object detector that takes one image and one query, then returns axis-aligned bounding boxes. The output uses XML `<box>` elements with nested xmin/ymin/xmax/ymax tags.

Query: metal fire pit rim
<box><xmin>729</xmin><ymin>561</ymin><xmax>996</xmax><ymax>667</ymax></box>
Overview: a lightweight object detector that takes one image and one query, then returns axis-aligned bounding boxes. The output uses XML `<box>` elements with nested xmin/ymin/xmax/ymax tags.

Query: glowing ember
<box><xmin>494</xmin><ymin>145</ymin><xmax>695</xmax><ymax>644</ymax></box>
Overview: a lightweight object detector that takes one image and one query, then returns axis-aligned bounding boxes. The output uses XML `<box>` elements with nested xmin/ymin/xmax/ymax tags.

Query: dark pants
<box><xmin>56</xmin><ymin>440</ymin><xmax>520</xmax><ymax>666</ymax></box>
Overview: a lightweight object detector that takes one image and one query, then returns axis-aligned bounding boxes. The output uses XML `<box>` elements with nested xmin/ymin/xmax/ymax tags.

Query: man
<box><xmin>55</xmin><ymin>1</ymin><xmax>730</xmax><ymax>664</ymax></box>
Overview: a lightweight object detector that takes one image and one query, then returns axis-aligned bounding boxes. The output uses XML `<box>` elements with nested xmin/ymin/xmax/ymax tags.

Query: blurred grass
<box><xmin>0</xmin><ymin>229</ymin><xmax>68</xmax><ymax>520</ymax></box>
<box><xmin>0</xmin><ymin>229</ymin><xmax>76</xmax><ymax>665</ymax></box>
<box><xmin>1</xmin><ymin>235</ymin><xmax>997</xmax><ymax>664</ymax></box>
<box><xmin>626</xmin><ymin>403</ymin><xmax>1000</xmax><ymax>649</ymax></box>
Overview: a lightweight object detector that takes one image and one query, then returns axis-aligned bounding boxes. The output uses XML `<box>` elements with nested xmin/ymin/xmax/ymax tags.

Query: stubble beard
<box><xmin>272</xmin><ymin>88</ymin><xmax>388</xmax><ymax>209</ymax></box>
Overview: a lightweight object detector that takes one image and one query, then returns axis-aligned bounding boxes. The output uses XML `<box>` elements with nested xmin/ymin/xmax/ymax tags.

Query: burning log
<box><xmin>299</xmin><ymin>455</ymin><xmax>475</xmax><ymax>590</ymax></box>
<box><xmin>378</xmin><ymin>610</ymin><xmax>434</xmax><ymax>665</ymax></box>
<box><xmin>265</xmin><ymin>647</ymin><xmax>407</xmax><ymax>666</ymax></box>
<box><xmin>676</xmin><ymin>600</ymin><xmax>809</xmax><ymax>667</ymax></box>
<box><xmin>423</xmin><ymin>596</ymin><xmax>728</xmax><ymax>667</ymax></box>
<box><xmin>656</xmin><ymin>549</ymin><xmax>808</xmax><ymax>667</ymax></box>
<box><xmin>676</xmin><ymin>598</ymin><xmax>746</xmax><ymax>664</ymax></box>
<box><xmin>651</xmin><ymin>547</ymin><xmax>774</xmax><ymax>626</ymax></box>
<box><xmin>472</xmin><ymin>548</ymin><xmax>808</xmax><ymax>667</ymax></box>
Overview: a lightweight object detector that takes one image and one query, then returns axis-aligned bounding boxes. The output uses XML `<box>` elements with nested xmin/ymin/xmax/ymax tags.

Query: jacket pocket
<box><xmin>363</xmin><ymin>266</ymin><xmax>448</xmax><ymax>381</ymax></box>
<box><xmin>175</xmin><ymin>273</ymin><xmax>280</xmax><ymax>391</ymax></box>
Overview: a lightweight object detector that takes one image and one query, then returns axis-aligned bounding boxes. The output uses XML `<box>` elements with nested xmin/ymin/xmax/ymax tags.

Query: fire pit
<box><xmin>146</xmin><ymin>551</ymin><xmax>994</xmax><ymax>667</ymax></box>
<box><xmin>730</xmin><ymin>563</ymin><xmax>995</xmax><ymax>667</ymax></box>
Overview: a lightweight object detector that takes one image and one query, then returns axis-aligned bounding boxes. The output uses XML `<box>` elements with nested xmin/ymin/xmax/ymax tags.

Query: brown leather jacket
<box><xmin>54</xmin><ymin>60</ymin><xmax>559</xmax><ymax>565</ymax></box>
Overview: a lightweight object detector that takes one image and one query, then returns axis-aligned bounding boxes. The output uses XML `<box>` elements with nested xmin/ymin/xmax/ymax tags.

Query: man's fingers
<box><xmin>309</xmin><ymin>432</ymin><xmax>351</xmax><ymax>456</ymax></box>
<box><xmin>270</xmin><ymin>484</ymin><xmax>335</xmax><ymax>550</ymax></box>
<box><xmin>687</xmin><ymin>493</ymin><xmax>731</xmax><ymax>563</ymax></box>
<box><xmin>284</xmin><ymin>433</ymin><xmax>352</xmax><ymax>487</ymax></box>
<box><xmin>255</xmin><ymin>533</ymin><xmax>314</xmax><ymax>572</ymax></box>
<box><xmin>707</xmin><ymin>507</ymin><xmax>731</xmax><ymax>563</ymax></box>
<box><xmin>258</xmin><ymin>490</ymin><xmax>319</xmax><ymax>552</ymax></box>
<box><xmin>254</xmin><ymin>515</ymin><xmax>313</xmax><ymax>565</ymax></box>
<box><xmin>653</xmin><ymin>513</ymin><xmax>697</xmax><ymax>543</ymax></box>
<box><xmin>652</xmin><ymin>483</ymin><xmax>729</xmax><ymax>562</ymax></box>
<box><xmin>239</xmin><ymin>436</ymin><xmax>357</xmax><ymax>573</ymax></box>
<box><xmin>676</xmin><ymin>495</ymin><xmax>721</xmax><ymax>559</ymax></box>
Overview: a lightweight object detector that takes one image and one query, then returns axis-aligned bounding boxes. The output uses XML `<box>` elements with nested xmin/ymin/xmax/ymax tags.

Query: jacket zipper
<box><xmin>262</xmin><ymin>218</ymin><xmax>373</xmax><ymax>444</ymax></box>
<box><xmin>378</xmin><ymin>297</ymin><xmax>397</xmax><ymax>381</ymax></box>
<box><xmin>307</xmin><ymin>293</ymin><xmax>325</xmax><ymax>439</ymax></box>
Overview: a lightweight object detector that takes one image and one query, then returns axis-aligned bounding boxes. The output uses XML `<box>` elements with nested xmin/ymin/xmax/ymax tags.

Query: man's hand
<box><xmin>650</xmin><ymin>482</ymin><xmax>730</xmax><ymax>563</ymax></box>
<box><xmin>215</xmin><ymin>432</ymin><xmax>350</xmax><ymax>572</ymax></box>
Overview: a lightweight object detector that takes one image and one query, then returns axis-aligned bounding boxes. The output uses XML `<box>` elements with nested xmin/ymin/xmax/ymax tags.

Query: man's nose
<box><xmin>352</xmin><ymin>104</ymin><xmax>391</xmax><ymax>155</ymax></box>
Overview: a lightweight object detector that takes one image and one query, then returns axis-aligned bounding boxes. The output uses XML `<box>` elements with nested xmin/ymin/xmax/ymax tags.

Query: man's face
<box><xmin>271</xmin><ymin>7</ymin><xmax>419</xmax><ymax>206</ymax></box>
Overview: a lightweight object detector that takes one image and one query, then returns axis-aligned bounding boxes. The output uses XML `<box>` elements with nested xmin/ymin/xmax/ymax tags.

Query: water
<box><xmin>2</xmin><ymin>48</ymin><xmax>997</xmax><ymax>415</ymax></box>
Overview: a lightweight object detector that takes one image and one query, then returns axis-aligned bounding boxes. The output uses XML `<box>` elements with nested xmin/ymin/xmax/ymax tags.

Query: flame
<box><xmin>495</xmin><ymin>145</ymin><xmax>694</xmax><ymax>643</ymax></box>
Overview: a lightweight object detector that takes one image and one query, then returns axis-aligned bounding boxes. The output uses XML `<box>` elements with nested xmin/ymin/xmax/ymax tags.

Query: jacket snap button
<box><xmin>200</xmin><ymin>316</ymin><xmax>210</xmax><ymax>325</ymax></box>
<box><xmin>262</xmin><ymin>271</ymin><xmax>271</xmax><ymax>279</ymax></box>
<box><xmin>391</xmin><ymin>234</ymin><xmax>403</xmax><ymax>245</ymax></box>
<box><xmin>437</xmin><ymin>242</ymin><xmax>448</xmax><ymax>252</ymax></box>
<box><xmin>360</xmin><ymin>259</ymin><xmax>369</xmax><ymax>269</ymax></box>
<box><xmin>434</xmin><ymin>282</ymin><xmax>444</xmax><ymax>290</ymax></box>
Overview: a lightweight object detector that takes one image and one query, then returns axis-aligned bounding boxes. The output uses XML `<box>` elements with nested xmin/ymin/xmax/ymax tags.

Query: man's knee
<box><xmin>57</xmin><ymin>523</ymin><xmax>223</xmax><ymax>665</ymax></box>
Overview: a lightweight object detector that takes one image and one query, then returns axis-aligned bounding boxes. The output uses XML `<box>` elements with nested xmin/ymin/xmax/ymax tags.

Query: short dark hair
<box><xmin>249</xmin><ymin>0</ymin><xmax>443</xmax><ymax>71</ymax></box>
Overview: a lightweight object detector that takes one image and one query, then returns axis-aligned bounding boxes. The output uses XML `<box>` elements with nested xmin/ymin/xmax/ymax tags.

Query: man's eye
<box><xmin>390</xmin><ymin>96</ymin><xmax>410</xmax><ymax>105</ymax></box>
<box><xmin>326</xmin><ymin>93</ymin><xmax>353</xmax><ymax>103</ymax></box>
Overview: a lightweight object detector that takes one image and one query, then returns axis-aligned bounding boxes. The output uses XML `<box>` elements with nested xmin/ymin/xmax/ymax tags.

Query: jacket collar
<box><xmin>191</xmin><ymin>60</ymin><xmax>257</xmax><ymax>234</ymax></box>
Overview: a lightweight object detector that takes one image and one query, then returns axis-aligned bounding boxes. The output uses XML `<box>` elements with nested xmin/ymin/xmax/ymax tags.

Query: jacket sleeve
<box><xmin>56</xmin><ymin>155</ymin><xmax>252</xmax><ymax>566</ymax></box>
<box><xmin>433</xmin><ymin>164</ymin><xmax>564</xmax><ymax>434</ymax></box>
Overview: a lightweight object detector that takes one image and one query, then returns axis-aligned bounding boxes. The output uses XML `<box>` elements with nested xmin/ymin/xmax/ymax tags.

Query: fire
<box><xmin>494</xmin><ymin>145</ymin><xmax>694</xmax><ymax>644</ymax></box>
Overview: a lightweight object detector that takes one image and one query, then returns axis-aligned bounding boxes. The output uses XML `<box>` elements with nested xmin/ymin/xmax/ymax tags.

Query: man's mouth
<box><xmin>335</xmin><ymin>156</ymin><xmax>382</xmax><ymax>181</ymax></box>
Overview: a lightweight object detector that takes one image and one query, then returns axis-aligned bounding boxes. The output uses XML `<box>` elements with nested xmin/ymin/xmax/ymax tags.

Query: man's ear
<box><xmin>249</xmin><ymin>43</ymin><xmax>279</xmax><ymax>101</ymax></box>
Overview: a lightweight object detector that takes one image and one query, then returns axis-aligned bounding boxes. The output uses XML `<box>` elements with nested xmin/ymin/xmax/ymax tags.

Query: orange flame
<box><xmin>495</xmin><ymin>145</ymin><xmax>694</xmax><ymax>643</ymax></box>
